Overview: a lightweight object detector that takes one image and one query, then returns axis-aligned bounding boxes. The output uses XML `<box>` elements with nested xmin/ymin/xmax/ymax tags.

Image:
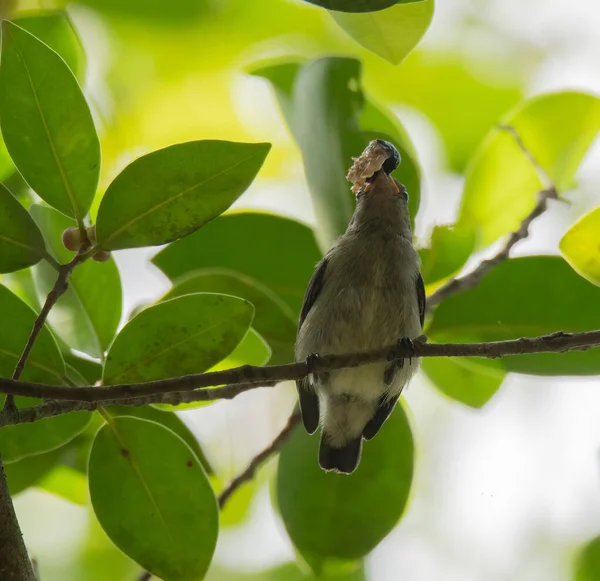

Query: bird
<box><xmin>294</xmin><ymin>139</ymin><xmax>425</xmax><ymax>474</ymax></box>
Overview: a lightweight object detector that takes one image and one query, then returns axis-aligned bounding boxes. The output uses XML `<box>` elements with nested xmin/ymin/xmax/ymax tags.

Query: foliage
<box><xmin>0</xmin><ymin>3</ymin><xmax>599</xmax><ymax>581</ymax></box>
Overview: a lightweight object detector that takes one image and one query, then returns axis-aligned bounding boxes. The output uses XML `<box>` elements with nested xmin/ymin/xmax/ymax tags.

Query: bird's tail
<box><xmin>319</xmin><ymin>434</ymin><xmax>362</xmax><ymax>474</ymax></box>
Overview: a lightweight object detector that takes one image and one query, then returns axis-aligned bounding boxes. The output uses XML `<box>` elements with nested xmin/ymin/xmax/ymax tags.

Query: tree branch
<box><xmin>427</xmin><ymin>124</ymin><xmax>559</xmax><ymax>309</ymax></box>
<box><xmin>427</xmin><ymin>185</ymin><xmax>557</xmax><ymax>307</ymax></box>
<box><xmin>0</xmin><ymin>457</ymin><xmax>36</xmax><ymax>581</ymax></box>
<box><xmin>1</xmin><ymin>330</ymin><xmax>600</xmax><ymax>427</ymax></box>
<box><xmin>4</xmin><ymin>251</ymin><xmax>89</xmax><ymax>412</ymax></box>
<box><xmin>218</xmin><ymin>411</ymin><xmax>301</xmax><ymax>509</ymax></box>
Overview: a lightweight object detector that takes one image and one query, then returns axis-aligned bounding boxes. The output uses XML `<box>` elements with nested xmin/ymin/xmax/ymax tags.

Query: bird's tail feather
<box><xmin>319</xmin><ymin>434</ymin><xmax>362</xmax><ymax>474</ymax></box>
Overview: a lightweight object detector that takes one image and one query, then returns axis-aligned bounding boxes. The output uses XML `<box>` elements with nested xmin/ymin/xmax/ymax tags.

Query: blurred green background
<box><xmin>2</xmin><ymin>0</ymin><xmax>600</xmax><ymax>580</ymax></box>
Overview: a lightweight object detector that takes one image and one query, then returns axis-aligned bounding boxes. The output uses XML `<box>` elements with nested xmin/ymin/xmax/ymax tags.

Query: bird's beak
<box><xmin>364</xmin><ymin>170</ymin><xmax>400</xmax><ymax>195</ymax></box>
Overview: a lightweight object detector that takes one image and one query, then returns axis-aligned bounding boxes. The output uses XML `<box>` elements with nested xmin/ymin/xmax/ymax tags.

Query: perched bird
<box><xmin>295</xmin><ymin>139</ymin><xmax>425</xmax><ymax>474</ymax></box>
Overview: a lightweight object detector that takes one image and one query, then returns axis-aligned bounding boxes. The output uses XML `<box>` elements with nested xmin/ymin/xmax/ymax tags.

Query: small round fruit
<box><xmin>86</xmin><ymin>224</ymin><xmax>97</xmax><ymax>244</ymax></box>
<box><xmin>92</xmin><ymin>250</ymin><xmax>111</xmax><ymax>262</ymax></box>
<box><xmin>61</xmin><ymin>227</ymin><xmax>81</xmax><ymax>251</ymax></box>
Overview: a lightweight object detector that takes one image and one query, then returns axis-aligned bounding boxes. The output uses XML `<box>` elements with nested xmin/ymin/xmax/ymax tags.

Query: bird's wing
<box><xmin>416</xmin><ymin>272</ymin><xmax>426</xmax><ymax>328</ymax></box>
<box><xmin>299</xmin><ymin>256</ymin><xmax>329</xmax><ymax>329</ymax></box>
<box><xmin>296</xmin><ymin>256</ymin><xmax>329</xmax><ymax>434</ymax></box>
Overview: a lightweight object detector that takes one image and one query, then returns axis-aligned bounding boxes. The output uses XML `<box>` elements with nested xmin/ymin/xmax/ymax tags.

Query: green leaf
<box><xmin>89</xmin><ymin>417</ymin><xmax>218</xmax><ymax>581</ymax></box>
<box><xmin>559</xmin><ymin>205</ymin><xmax>600</xmax><ymax>287</ymax></box>
<box><xmin>103</xmin><ymin>293</ymin><xmax>254</xmax><ymax>385</ymax></box>
<box><xmin>13</xmin><ymin>10</ymin><xmax>86</xmax><ymax>81</ymax></box>
<box><xmin>163</xmin><ymin>270</ymin><xmax>297</xmax><ymax>364</ymax></box>
<box><xmin>304</xmin><ymin>0</ymin><xmax>419</xmax><ymax>12</ymax></box>
<box><xmin>63</xmin><ymin>352</ymin><xmax>103</xmax><ymax>385</ymax></box>
<box><xmin>0</xmin><ymin>285</ymin><xmax>90</xmax><ymax>462</ymax></box>
<box><xmin>4</xmin><ymin>447</ymin><xmax>63</xmax><ymax>495</ymax></box>
<box><xmin>0</xmin><ymin>135</ymin><xmax>14</xmax><ymax>182</ymax></box>
<box><xmin>95</xmin><ymin>140</ymin><xmax>271</xmax><ymax>251</ymax></box>
<box><xmin>0</xmin><ymin>267</ymin><xmax>41</xmax><ymax>310</ymax></box>
<box><xmin>421</xmin><ymin>357</ymin><xmax>506</xmax><ymax>408</ymax></box>
<box><xmin>0</xmin><ymin>21</ymin><xmax>100</xmax><ymax>219</ymax></box>
<box><xmin>38</xmin><ymin>464</ymin><xmax>88</xmax><ymax>505</ymax></box>
<box><xmin>277</xmin><ymin>406</ymin><xmax>413</xmax><ymax>570</ymax></box>
<box><xmin>153</xmin><ymin>211</ymin><xmax>322</xmax><ymax>315</ymax></box>
<box><xmin>156</xmin><ymin>328</ymin><xmax>271</xmax><ymax>411</ymax></box>
<box><xmin>290</xmin><ymin>58</ymin><xmax>365</xmax><ymax>250</ymax></box>
<box><xmin>458</xmin><ymin>91</ymin><xmax>600</xmax><ymax>249</ymax></box>
<box><xmin>30</xmin><ymin>204</ymin><xmax>122</xmax><ymax>358</ymax></box>
<box><xmin>575</xmin><ymin>535</ymin><xmax>600</xmax><ymax>581</ymax></box>
<box><xmin>0</xmin><ymin>184</ymin><xmax>47</xmax><ymax>273</ymax></box>
<box><xmin>0</xmin><ymin>283</ymin><xmax>65</xmax><ymax>384</ymax></box>
<box><xmin>251</xmin><ymin>57</ymin><xmax>421</xmax><ymax>250</ymax></box>
<box><xmin>108</xmin><ymin>405</ymin><xmax>214</xmax><ymax>475</ymax></box>
<box><xmin>214</xmin><ymin>475</ymin><xmax>258</xmax><ymax>528</ymax></box>
<box><xmin>419</xmin><ymin>224</ymin><xmax>476</xmax><ymax>288</ymax></box>
<box><xmin>428</xmin><ymin>256</ymin><xmax>600</xmax><ymax>375</ymax></box>
<box><xmin>330</xmin><ymin>0</ymin><xmax>434</xmax><ymax>65</ymax></box>
<box><xmin>206</xmin><ymin>562</ymin><xmax>365</xmax><ymax>581</ymax></box>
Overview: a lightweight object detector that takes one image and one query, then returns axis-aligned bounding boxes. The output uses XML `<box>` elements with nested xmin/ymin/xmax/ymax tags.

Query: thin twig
<box><xmin>1</xmin><ymin>330</ymin><xmax>600</xmax><ymax>427</ymax></box>
<box><xmin>0</xmin><ymin>381</ymin><xmax>279</xmax><ymax>428</ymax></box>
<box><xmin>428</xmin><ymin>186</ymin><xmax>557</xmax><ymax>307</ymax></box>
<box><xmin>218</xmin><ymin>412</ymin><xmax>301</xmax><ymax>509</ymax></box>
<box><xmin>499</xmin><ymin>124</ymin><xmax>554</xmax><ymax>189</ymax></box>
<box><xmin>427</xmin><ymin>125</ymin><xmax>559</xmax><ymax>308</ymax></box>
<box><xmin>4</xmin><ymin>251</ymin><xmax>90</xmax><ymax>413</ymax></box>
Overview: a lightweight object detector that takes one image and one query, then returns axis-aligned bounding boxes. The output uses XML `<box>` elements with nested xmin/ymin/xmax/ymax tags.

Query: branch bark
<box><xmin>427</xmin><ymin>124</ymin><xmax>558</xmax><ymax>309</ymax></box>
<box><xmin>1</xmin><ymin>330</ymin><xmax>600</xmax><ymax>427</ymax></box>
<box><xmin>0</xmin><ymin>249</ymin><xmax>92</xmax><ymax>579</ymax></box>
<box><xmin>0</xmin><ymin>458</ymin><xmax>36</xmax><ymax>581</ymax></box>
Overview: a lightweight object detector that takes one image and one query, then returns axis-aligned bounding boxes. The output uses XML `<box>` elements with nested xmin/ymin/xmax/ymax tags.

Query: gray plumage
<box><xmin>295</xmin><ymin>166</ymin><xmax>425</xmax><ymax>474</ymax></box>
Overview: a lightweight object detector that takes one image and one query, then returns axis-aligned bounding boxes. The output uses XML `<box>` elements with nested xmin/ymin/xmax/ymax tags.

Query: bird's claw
<box><xmin>384</xmin><ymin>337</ymin><xmax>416</xmax><ymax>385</ymax></box>
<box><xmin>305</xmin><ymin>353</ymin><xmax>321</xmax><ymax>375</ymax></box>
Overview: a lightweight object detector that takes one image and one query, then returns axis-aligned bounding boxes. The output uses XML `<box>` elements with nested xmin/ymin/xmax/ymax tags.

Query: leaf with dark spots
<box><xmin>95</xmin><ymin>140</ymin><xmax>271</xmax><ymax>250</ymax></box>
<box><xmin>102</xmin><ymin>293</ymin><xmax>254</xmax><ymax>385</ymax></box>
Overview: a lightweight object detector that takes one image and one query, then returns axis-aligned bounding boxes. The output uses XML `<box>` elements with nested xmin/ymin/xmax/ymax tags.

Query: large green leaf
<box><xmin>206</xmin><ymin>562</ymin><xmax>365</xmax><ymax>581</ymax></box>
<box><xmin>0</xmin><ymin>21</ymin><xmax>100</xmax><ymax>219</ymax></box>
<box><xmin>421</xmin><ymin>357</ymin><xmax>506</xmax><ymax>408</ymax></box>
<box><xmin>0</xmin><ymin>284</ymin><xmax>65</xmax><ymax>385</ymax></box>
<box><xmin>4</xmin><ymin>446</ymin><xmax>63</xmax><ymax>495</ymax></box>
<box><xmin>153</xmin><ymin>211</ymin><xmax>322</xmax><ymax>315</ymax></box>
<box><xmin>294</xmin><ymin>58</ymin><xmax>364</xmax><ymax>249</ymax></box>
<box><xmin>103</xmin><ymin>293</ymin><xmax>254</xmax><ymax>385</ymax></box>
<box><xmin>560</xmin><ymin>205</ymin><xmax>600</xmax><ymax>287</ymax></box>
<box><xmin>95</xmin><ymin>140</ymin><xmax>271</xmax><ymax>250</ymax></box>
<box><xmin>89</xmin><ymin>417</ymin><xmax>218</xmax><ymax>581</ymax></box>
<box><xmin>251</xmin><ymin>57</ymin><xmax>421</xmax><ymax>250</ymax></box>
<box><xmin>458</xmin><ymin>91</ymin><xmax>600</xmax><ymax>249</ymax></box>
<box><xmin>304</xmin><ymin>0</ymin><xmax>418</xmax><ymax>11</ymax></box>
<box><xmin>0</xmin><ymin>184</ymin><xmax>47</xmax><ymax>273</ymax></box>
<box><xmin>13</xmin><ymin>10</ymin><xmax>86</xmax><ymax>81</ymax></box>
<box><xmin>0</xmin><ymin>284</ymin><xmax>90</xmax><ymax>462</ymax></box>
<box><xmin>330</xmin><ymin>0</ymin><xmax>434</xmax><ymax>65</ymax></box>
<box><xmin>576</xmin><ymin>535</ymin><xmax>600</xmax><ymax>581</ymax></box>
<box><xmin>108</xmin><ymin>405</ymin><xmax>213</xmax><ymax>475</ymax></box>
<box><xmin>156</xmin><ymin>328</ymin><xmax>270</xmax><ymax>412</ymax></box>
<box><xmin>277</xmin><ymin>406</ymin><xmax>413</xmax><ymax>571</ymax></box>
<box><xmin>428</xmin><ymin>256</ymin><xmax>600</xmax><ymax>375</ymax></box>
<box><xmin>418</xmin><ymin>224</ymin><xmax>476</xmax><ymax>288</ymax></box>
<box><xmin>30</xmin><ymin>204</ymin><xmax>122</xmax><ymax>358</ymax></box>
<box><xmin>163</xmin><ymin>270</ymin><xmax>297</xmax><ymax>364</ymax></box>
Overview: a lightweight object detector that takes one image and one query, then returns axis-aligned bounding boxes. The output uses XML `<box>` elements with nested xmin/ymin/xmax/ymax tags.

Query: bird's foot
<box><xmin>305</xmin><ymin>353</ymin><xmax>321</xmax><ymax>376</ymax></box>
<box><xmin>384</xmin><ymin>337</ymin><xmax>416</xmax><ymax>385</ymax></box>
